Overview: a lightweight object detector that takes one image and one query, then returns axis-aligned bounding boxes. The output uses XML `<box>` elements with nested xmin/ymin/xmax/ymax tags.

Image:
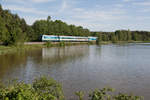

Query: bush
<box><xmin>59</xmin><ymin>42</ymin><xmax>65</xmax><ymax>47</ymax></box>
<box><xmin>33</xmin><ymin>77</ymin><xmax>64</xmax><ymax>100</ymax></box>
<box><xmin>44</xmin><ymin>41</ymin><xmax>53</xmax><ymax>47</ymax></box>
<box><xmin>0</xmin><ymin>77</ymin><xmax>64</xmax><ymax>100</ymax></box>
<box><xmin>75</xmin><ymin>91</ymin><xmax>84</xmax><ymax>100</ymax></box>
<box><xmin>89</xmin><ymin>87</ymin><xmax>143</xmax><ymax>100</ymax></box>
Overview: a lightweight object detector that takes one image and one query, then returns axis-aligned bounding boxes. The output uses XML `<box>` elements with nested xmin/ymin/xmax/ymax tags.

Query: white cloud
<box><xmin>65</xmin><ymin>19</ymin><xmax>129</xmax><ymax>31</ymax></box>
<box><xmin>133</xmin><ymin>1</ymin><xmax>150</xmax><ymax>6</ymax></box>
<box><xmin>60</xmin><ymin>7</ymin><xmax>129</xmax><ymax>31</ymax></box>
<box><xmin>115</xmin><ymin>4</ymin><xmax>124</xmax><ymax>8</ymax></box>
<box><xmin>3</xmin><ymin>5</ymin><xmax>52</xmax><ymax>15</ymax></box>
<box><xmin>70</xmin><ymin>8</ymin><xmax>127</xmax><ymax>21</ymax></box>
<box><xmin>135</xmin><ymin>16</ymin><xmax>150</xmax><ymax>21</ymax></box>
<box><xmin>58</xmin><ymin>0</ymin><xmax>68</xmax><ymax>13</ymax></box>
<box><xmin>31</xmin><ymin>0</ymin><xmax>55</xmax><ymax>3</ymax></box>
<box><xmin>3</xmin><ymin>0</ymin><xmax>55</xmax><ymax>3</ymax></box>
<box><xmin>123</xmin><ymin>0</ymin><xmax>131</xmax><ymax>2</ymax></box>
<box><xmin>23</xmin><ymin>16</ymin><xmax>46</xmax><ymax>25</ymax></box>
<box><xmin>72</xmin><ymin>8</ymin><xmax>84</xmax><ymax>12</ymax></box>
<box><xmin>61</xmin><ymin>0</ymin><xmax>67</xmax><ymax>11</ymax></box>
<box><xmin>2</xmin><ymin>0</ymin><xmax>26</xmax><ymax>4</ymax></box>
<box><xmin>138</xmin><ymin>8</ymin><xmax>150</xmax><ymax>13</ymax></box>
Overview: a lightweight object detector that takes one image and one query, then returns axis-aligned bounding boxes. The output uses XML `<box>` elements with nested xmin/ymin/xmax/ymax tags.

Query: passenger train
<box><xmin>42</xmin><ymin>35</ymin><xmax>97</xmax><ymax>42</ymax></box>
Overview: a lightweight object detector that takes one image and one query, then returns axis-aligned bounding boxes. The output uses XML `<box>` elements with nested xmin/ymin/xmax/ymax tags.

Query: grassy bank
<box><xmin>98</xmin><ymin>41</ymin><xmax>150</xmax><ymax>45</ymax></box>
<box><xmin>0</xmin><ymin>44</ymin><xmax>44</xmax><ymax>55</ymax></box>
<box><xmin>0</xmin><ymin>42</ymin><xmax>93</xmax><ymax>55</ymax></box>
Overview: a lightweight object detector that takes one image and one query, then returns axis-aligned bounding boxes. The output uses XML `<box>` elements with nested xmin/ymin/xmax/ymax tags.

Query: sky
<box><xmin>0</xmin><ymin>0</ymin><xmax>150</xmax><ymax>31</ymax></box>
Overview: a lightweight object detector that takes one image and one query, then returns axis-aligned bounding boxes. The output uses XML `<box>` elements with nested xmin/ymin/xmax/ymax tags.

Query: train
<box><xmin>42</xmin><ymin>35</ymin><xmax>98</xmax><ymax>42</ymax></box>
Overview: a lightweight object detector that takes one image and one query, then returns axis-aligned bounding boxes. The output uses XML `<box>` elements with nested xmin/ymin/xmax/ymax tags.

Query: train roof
<box><xmin>42</xmin><ymin>35</ymin><xmax>97</xmax><ymax>38</ymax></box>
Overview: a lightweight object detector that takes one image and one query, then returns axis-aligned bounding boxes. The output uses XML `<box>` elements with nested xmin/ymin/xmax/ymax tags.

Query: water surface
<box><xmin>0</xmin><ymin>44</ymin><xmax>150</xmax><ymax>99</ymax></box>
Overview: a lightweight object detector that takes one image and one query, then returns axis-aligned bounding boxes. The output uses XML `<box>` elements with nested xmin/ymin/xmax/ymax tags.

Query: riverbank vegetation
<box><xmin>0</xmin><ymin>44</ymin><xmax>45</xmax><ymax>55</ymax></box>
<box><xmin>0</xmin><ymin>77</ymin><xmax>143</xmax><ymax>100</ymax></box>
<box><xmin>0</xmin><ymin>4</ymin><xmax>150</xmax><ymax>46</ymax></box>
<box><xmin>93</xmin><ymin>30</ymin><xmax>150</xmax><ymax>44</ymax></box>
<box><xmin>0</xmin><ymin>42</ymin><xmax>90</xmax><ymax>55</ymax></box>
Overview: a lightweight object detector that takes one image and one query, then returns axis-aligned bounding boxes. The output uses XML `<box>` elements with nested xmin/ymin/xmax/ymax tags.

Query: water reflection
<box><xmin>0</xmin><ymin>45</ymin><xmax>89</xmax><ymax>82</ymax></box>
<box><xmin>0</xmin><ymin>49</ymin><xmax>42</xmax><ymax>81</ymax></box>
<box><xmin>42</xmin><ymin>46</ymin><xmax>89</xmax><ymax>64</ymax></box>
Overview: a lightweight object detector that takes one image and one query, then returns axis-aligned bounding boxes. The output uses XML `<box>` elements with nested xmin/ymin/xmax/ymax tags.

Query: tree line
<box><xmin>0</xmin><ymin>4</ymin><xmax>150</xmax><ymax>46</ymax></box>
<box><xmin>92</xmin><ymin>30</ymin><xmax>150</xmax><ymax>42</ymax></box>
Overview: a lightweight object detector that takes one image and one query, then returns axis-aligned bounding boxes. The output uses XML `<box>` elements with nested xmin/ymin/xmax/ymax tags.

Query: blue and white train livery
<box><xmin>42</xmin><ymin>35</ymin><xmax>97</xmax><ymax>42</ymax></box>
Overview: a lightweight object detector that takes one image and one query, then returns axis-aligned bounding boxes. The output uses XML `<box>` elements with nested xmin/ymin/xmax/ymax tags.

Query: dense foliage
<box><xmin>0</xmin><ymin>77</ymin><xmax>64</xmax><ymax>100</ymax></box>
<box><xmin>0</xmin><ymin>77</ymin><xmax>143</xmax><ymax>100</ymax></box>
<box><xmin>92</xmin><ymin>30</ymin><xmax>150</xmax><ymax>43</ymax></box>
<box><xmin>0</xmin><ymin>4</ymin><xmax>27</xmax><ymax>45</ymax></box>
<box><xmin>88</xmin><ymin>88</ymin><xmax>143</xmax><ymax>100</ymax></box>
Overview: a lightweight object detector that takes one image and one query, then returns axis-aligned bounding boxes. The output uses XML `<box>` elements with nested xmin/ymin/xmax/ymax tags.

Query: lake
<box><xmin>0</xmin><ymin>43</ymin><xmax>150</xmax><ymax>100</ymax></box>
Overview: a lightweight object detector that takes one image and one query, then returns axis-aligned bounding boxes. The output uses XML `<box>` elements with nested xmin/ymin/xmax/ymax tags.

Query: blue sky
<box><xmin>0</xmin><ymin>0</ymin><xmax>150</xmax><ymax>31</ymax></box>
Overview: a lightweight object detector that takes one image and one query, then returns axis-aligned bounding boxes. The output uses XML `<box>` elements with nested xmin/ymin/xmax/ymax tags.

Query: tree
<box><xmin>47</xmin><ymin>16</ymin><xmax>51</xmax><ymax>22</ymax></box>
<box><xmin>111</xmin><ymin>33</ymin><xmax>117</xmax><ymax>42</ymax></box>
<box><xmin>0</xmin><ymin>16</ymin><xmax>8</xmax><ymax>43</ymax></box>
<box><xmin>0</xmin><ymin>4</ymin><xmax>2</xmax><ymax>14</ymax></box>
<box><xmin>127</xmin><ymin>29</ymin><xmax>132</xmax><ymax>41</ymax></box>
<box><xmin>26</xmin><ymin>26</ymin><xmax>35</xmax><ymax>41</ymax></box>
<box><xmin>32</xmin><ymin>20</ymin><xmax>48</xmax><ymax>41</ymax></box>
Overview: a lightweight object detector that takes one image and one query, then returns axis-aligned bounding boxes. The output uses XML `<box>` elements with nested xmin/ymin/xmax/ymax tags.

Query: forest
<box><xmin>0</xmin><ymin>4</ymin><xmax>150</xmax><ymax>46</ymax></box>
<box><xmin>92</xmin><ymin>30</ymin><xmax>150</xmax><ymax>42</ymax></box>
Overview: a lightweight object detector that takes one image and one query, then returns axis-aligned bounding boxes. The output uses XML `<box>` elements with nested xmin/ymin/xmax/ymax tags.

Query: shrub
<box><xmin>59</xmin><ymin>42</ymin><xmax>65</xmax><ymax>47</ymax></box>
<box><xmin>89</xmin><ymin>87</ymin><xmax>143</xmax><ymax>100</ymax></box>
<box><xmin>33</xmin><ymin>77</ymin><xmax>64</xmax><ymax>100</ymax></box>
<box><xmin>75</xmin><ymin>91</ymin><xmax>84</xmax><ymax>100</ymax></box>
<box><xmin>0</xmin><ymin>77</ymin><xmax>64</xmax><ymax>100</ymax></box>
<box><xmin>44</xmin><ymin>41</ymin><xmax>53</xmax><ymax>47</ymax></box>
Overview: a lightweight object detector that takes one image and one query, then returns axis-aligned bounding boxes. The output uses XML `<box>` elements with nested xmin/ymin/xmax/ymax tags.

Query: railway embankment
<box><xmin>0</xmin><ymin>41</ymin><xmax>95</xmax><ymax>55</ymax></box>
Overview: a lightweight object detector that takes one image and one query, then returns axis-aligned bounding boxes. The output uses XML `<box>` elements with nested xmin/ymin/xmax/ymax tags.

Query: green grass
<box><xmin>0</xmin><ymin>44</ymin><xmax>44</xmax><ymax>55</ymax></box>
<box><xmin>97</xmin><ymin>41</ymin><xmax>150</xmax><ymax>45</ymax></box>
<box><xmin>0</xmin><ymin>42</ymin><xmax>92</xmax><ymax>55</ymax></box>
